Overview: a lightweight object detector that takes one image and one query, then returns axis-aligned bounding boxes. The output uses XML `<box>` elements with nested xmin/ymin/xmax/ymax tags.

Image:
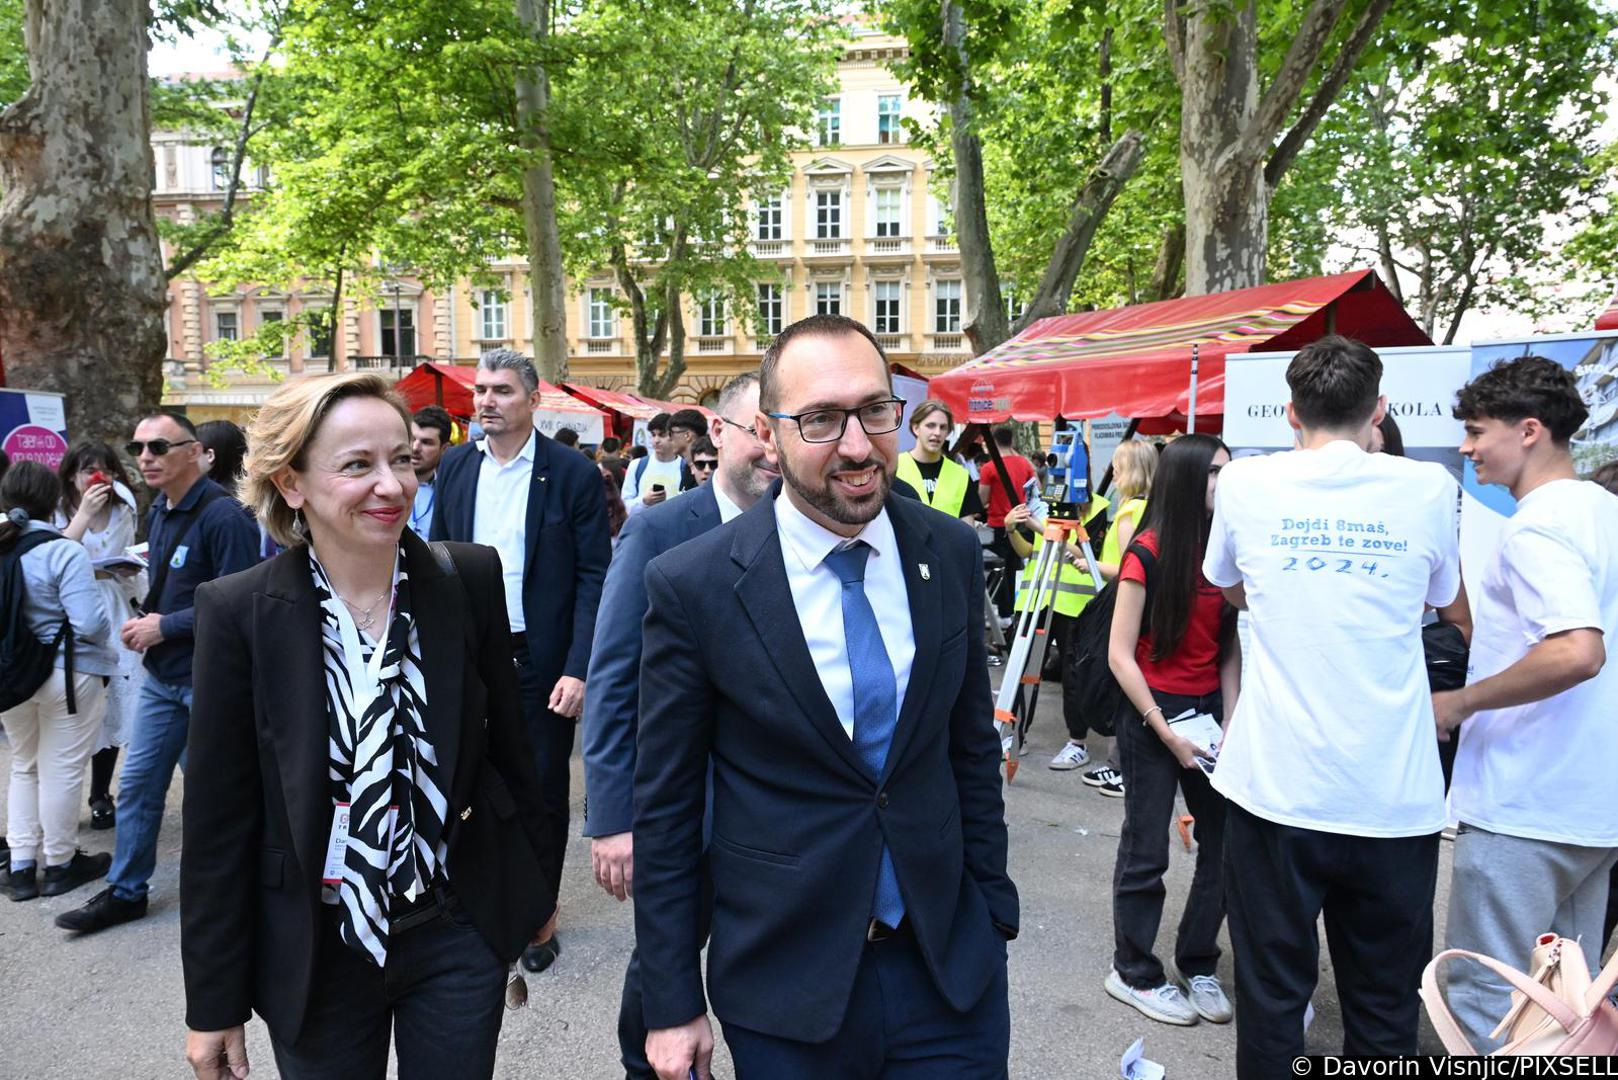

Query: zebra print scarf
<box><xmin>310</xmin><ymin>546</ymin><xmax>449</xmax><ymax>966</ymax></box>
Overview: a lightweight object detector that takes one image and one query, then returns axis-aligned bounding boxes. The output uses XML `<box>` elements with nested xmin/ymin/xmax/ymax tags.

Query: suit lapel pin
<box><xmin>919</xmin><ymin>563</ymin><xmax>931</xmax><ymax>581</ymax></box>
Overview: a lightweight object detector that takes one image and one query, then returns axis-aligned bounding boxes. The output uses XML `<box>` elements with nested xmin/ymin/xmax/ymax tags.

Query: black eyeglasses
<box><xmin>692</xmin><ymin>458</ymin><xmax>719</xmax><ymax>470</ymax></box>
<box><xmin>719</xmin><ymin>416</ymin><xmax>756</xmax><ymax>439</ymax></box>
<box><xmin>124</xmin><ymin>438</ymin><xmax>196</xmax><ymax>457</ymax></box>
<box><xmin>765</xmin><ymin>398</ymin><xmax>906</xmax><ymax>444</ymax></box>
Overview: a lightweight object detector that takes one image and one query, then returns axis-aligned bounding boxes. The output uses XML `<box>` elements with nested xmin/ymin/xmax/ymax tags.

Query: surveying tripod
<box><xmin>992</xmin><ymin>511</ymin><xmax>1103</xmax><ymax>781</ymax></box>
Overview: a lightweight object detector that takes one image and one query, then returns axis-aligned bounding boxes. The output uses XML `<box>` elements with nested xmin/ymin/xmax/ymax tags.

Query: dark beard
<box><xmin>774</xmin><ymin>449</ymin><xmax>891</xmax><ymax>527</ymax></box>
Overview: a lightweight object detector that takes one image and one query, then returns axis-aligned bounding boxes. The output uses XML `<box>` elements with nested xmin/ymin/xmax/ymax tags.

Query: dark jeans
<box><xmin>988</xmin><ymin>528</ymin><xmax>1020</xmax><ymax>619</ymax></box>
<box><xmin>720</xmin><ymin>930</ymin><xmax>1010</xmax><ymax>1079</ymax></box>
<box><xmin>270</xmin><ymin>898</ymin><xmax>508</xmax><ymax>1079</ymax></box>
<box><xmin>1224</xmin><ymin>802</ymin><xmax>1438</xmax><ymax>1078</ymax></box>
<box><xmin>1047</xmin><ymin>612</ymin><xmax>1088</xmax><ymax>741</ymax></box>
<box><xmin>514</xmin><ymin>641</ymin><xmax>576</xmax><ymax>920</ymax></box>
<box><xmin>1111</xmin><ymin>689</ymin><xmax>1226</xmax><ymax>988</ymax></box>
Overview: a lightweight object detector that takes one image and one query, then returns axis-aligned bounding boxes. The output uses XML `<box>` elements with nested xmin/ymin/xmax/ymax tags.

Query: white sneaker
<box><xmin>1168</xmin><ymin>960</ymin><xmax>1233</xmax><ymax>1023</ymax></box>
<box><xmin>1105</xmin><ymin>968</ymin><xmax>1198</xmax><ymax>1026</ymax></box>
<box><xmin>1049</xmin><ymin>742</ymin><xmax>1090</xmax><ymax>770</ymax></box>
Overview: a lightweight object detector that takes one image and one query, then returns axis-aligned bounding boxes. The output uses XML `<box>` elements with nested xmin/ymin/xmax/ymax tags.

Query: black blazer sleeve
<box><xmin>180</xmin><ymin>579</ymin><xmax>264</xmax><ymax>1031</ymax></box>
<box><xmin>561</xmin><ymin>454</ymin><xmax>611</xmax><ymax>682</ymax></box>
<box><xmin>949</xmin><ymin>533</ymin><xmax>1019</xmax><ymax>936</ymax></box>
<box><xmin>465</xmin><ymin>541</ymin><xmax>561</xmax><ymax>916</ymax></box>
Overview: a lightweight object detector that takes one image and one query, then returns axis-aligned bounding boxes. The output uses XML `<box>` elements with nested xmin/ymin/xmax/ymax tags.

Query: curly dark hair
<box><xmin>1453</xmin><ymin>355</ymin><xmax>1588</xmax><ymax>444</ymax></box>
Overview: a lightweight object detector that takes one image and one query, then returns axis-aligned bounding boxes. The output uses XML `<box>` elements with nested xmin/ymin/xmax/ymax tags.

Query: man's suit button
<box><xmin>877</xmin><ymin>792</ymin><xmax>888</xmax><ymax>809</ymax></box>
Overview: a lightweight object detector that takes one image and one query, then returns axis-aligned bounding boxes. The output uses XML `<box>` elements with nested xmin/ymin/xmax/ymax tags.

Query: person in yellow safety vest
<box><xmin>1051</xmin><ymin>438</ymin><xmax>1158</xmax><ymax>789</ymax></box>
<box><xmin>895</xmin><ymin>400</ymin><xmax>984</xmax><ymax>520</ymax></box>
<box><xmin>1005</xmin><ymin>493</ymin><xmax>1109</xmax><ymax>767</ymax></box>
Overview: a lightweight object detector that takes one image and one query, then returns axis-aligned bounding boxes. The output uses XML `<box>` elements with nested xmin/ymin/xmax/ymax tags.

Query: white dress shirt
<box><xmin>712</xmin><ymin>477</ymin><xmax>745</xmax><ymax>524</ymax></box>
<box><xmin>774</xmin><ymin>491</ymin><xmax>915</xmax><ymax>740</ymax></box>
<box><xmin>472</xmin><ymin>430</ymin><xmax>536</xmax><ymax>633</ymax></box>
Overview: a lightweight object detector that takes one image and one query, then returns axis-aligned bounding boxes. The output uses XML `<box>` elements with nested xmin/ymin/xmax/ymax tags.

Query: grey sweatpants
<box><xmin>1444</xmin><ymin>823</ymin><xmax>1618</xmax><ymax>1052</ymax></box>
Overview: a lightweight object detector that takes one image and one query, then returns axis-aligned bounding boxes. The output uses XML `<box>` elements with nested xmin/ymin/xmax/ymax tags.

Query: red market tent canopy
<box><xmin>394</xmin><ymin>362</ymin><xmax>609</xmax><ymax>438</ymax></box>
<box><xmin>1597</xmin><ymin>291</ymin><xmax>1618</xmax><ymax>331</ymax></box>
<box><xmin>929</xmin><ymin>269</ymin><xmax>1429</xmax><ymax>426</ymax></box>
<box><xmin>563</xmin><ymin>383</ymin><xmax>666</xmax><ymax>422</ymax></box>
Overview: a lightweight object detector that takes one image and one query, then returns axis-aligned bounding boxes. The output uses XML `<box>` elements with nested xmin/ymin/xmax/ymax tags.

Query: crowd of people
<box><xmin>0</xmin><ymin>316</ymin><xmax>1614</xmax><ymax>1079</ymax></box>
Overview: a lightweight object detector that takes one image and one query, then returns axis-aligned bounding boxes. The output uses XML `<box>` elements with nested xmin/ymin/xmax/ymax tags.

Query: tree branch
<box><xmin>1015</xmin><ymin>130</ymin><xmax>1145</xmax><ymax>329</ymax></box>
<box><xmin>1264</xmin><ymin>0</ymin><xmax>1393</xmax><ymax>188</ymax></box>
<box><xmin>1240</xmin><ymin>0</ymin><xmax>1349</xmax><ymax>165</ymax></box>
<box><xmin>1162</xmin><ymin>0</ymin><xmax>1186</xmax><ymax>86</ymax></box>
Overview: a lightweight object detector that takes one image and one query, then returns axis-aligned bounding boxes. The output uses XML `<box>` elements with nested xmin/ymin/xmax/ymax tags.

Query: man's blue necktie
<box><xmin>823</xmin><ymin>540</ymin><xmax>905</xmax><ymax>929</ymax></box>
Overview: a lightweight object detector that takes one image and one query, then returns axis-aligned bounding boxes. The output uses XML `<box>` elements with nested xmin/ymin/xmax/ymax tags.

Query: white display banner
<box><xmin>1087</xmin><ymin>411</ymin><xmax>1131</xmax><ymax>493</ymax></box>
<box><xmin>894</xmin><ymin>372</ymin><xmax>930</xmax><ymax>453</ymax></box>
<box><xmin>534</xmin><ymin>411</ymin><xmax>604</xmax><ymax>444</ymax></box>
<box><xmin>1225</xmin><ymin>346</ymin><xmax>1471</xmax><ymax>456</ymax></box>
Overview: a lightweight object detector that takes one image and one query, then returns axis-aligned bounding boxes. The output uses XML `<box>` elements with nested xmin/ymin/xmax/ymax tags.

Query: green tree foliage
<box><xmin>1565</xmin><ymin>141</ymin><xmax>1617</xmax><ymax>295</ymax></box>
<box><xmin>0</xmin><ymin>0</ymin><xmax>25</xmax><ymax>109</ymax></box>
<box><xmin>1322</xmin><ymin>0</ymin><xmax>1615</xmax><ymax>343</ymax></box>
<box><xmin>560</xmin><ymin>0</ymin><xmax>840</xmax><ymax>397</ymax></box>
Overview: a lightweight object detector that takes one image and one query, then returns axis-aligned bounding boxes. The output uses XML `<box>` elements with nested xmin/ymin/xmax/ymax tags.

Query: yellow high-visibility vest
<box><xmin>896</xmin><ymin>452</ymin><xmax>971</xmax><ymax>518</ymax></box>
<box><xmin>1014</xmin><ymin>494</ymin><xmax>1110</xmax><ymax>616</ymax></box>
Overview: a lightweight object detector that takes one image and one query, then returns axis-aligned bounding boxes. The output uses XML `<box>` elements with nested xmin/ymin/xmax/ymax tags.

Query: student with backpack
<box><xmin>1103</xmin><ymin>434</ymin><xmax>1238</xmax><ymax>1028</ymax></box>
<box><xmin>1</xmin><ymin>461</ymin><xmax>116</xmax><ymax>901</ymax></box>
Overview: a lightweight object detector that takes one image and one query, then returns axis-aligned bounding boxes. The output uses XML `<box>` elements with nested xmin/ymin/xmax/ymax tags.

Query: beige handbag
<box><xmin>1421</xmin><ymin>933</ymin><xmax>1618</xmax><ymax>1055</ymax></box>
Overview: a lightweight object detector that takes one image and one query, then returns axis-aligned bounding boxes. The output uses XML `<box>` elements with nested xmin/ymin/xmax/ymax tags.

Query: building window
<box><xmin>259</xmin><ymin>308</ymin><xmax>285</xmax><ymax>356</ymax></box>
<box><xmin>213</xmin><ymin>310</ymin><xmax>238</xmax><ymax>342</ymax></box>
<box><xmin>756</xmin><ymin>195</ymin><xmax>782</xmax><ymax>241</ymax></box>
<box><xmin>874</xmin><ymin>188</ymin><xmax>902</xmax><ymax>238</ymax></box>
<box><xmin>815</xmin><ymin>281</ymin><xmax>842</xmax><ymax>317</ymax></box>
<box><xmin>478</xmin><ymin>290</ymin><xmax>508</xmax><ymax>340</ymax></box>
<box><xmin>756</xmin><ymin>283</ymin><xmax>783</xmax><ymax>337</ymax></box>
<box><xmin>874</xmin><ymin>281</ymin><xmax>901</xmax><ymax>335</ymax></box>
<box><xmin>816</xmin><ymin>98</ymin><xmax>841</xmax><ymax>147</ymax></box>
<box><xmin>210</xmin><ymin>147</ymin><xmax>231</xmax><ymax>191</ymax></box>
<box><xmin>1004</xmin><ymin>284</ymin><xmax>1026</xmax><ymax>325</ymax></box>
<box><xmin>309</xmin><ymin>310</ymin><xmax>333</xmax><ymax>360</ymax></box>
<box><xmin>815</xmin><ymin>190</ymin><xmax>842</xmax><ymax>239</ymax></box>
<box><xmin>698</xmin><ymin>293</ymin><xmax>726</xmax><ymax>337</ymax></box>
<box><xmin>588</xmin><ymin>288</ymin><xmax>615</xmax><ymax>338</ymax></box>
<box><xmin>934</xmin><ymin>280</ymin><xmax>962</xmax><ymax>333</ymax></box>
<box><xmin>380</xmin><ymin>307</ymin><xmax>416</xmax><ymax>357</ymax></box>
<box><xmin>877</xmin><ymin>95</ymin><xmax>902</xmax><ymax>144</ymax></box>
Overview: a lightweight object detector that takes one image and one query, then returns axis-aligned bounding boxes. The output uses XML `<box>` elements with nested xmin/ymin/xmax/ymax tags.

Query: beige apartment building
<box><xmin>158</xmin><ymin>26</ymin><xmax>977</xmax><ymax>423</ymax></box>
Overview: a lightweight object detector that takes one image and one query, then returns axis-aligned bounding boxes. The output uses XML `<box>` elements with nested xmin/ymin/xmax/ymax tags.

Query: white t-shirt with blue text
<box><xmin>1203</xmin><ymin>441</ymin><xmax>1461</xmax><ymax>837</ymax></box>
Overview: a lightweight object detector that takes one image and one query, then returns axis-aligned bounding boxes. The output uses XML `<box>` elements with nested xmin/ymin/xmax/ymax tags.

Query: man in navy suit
<box><xmin>582</xmin><ymin>370</ymin><xmax>777</xmax><ymax>1078</ymax></box>
<box><xmin>430</xmin><ymin>348</ymin><xmax>610</xmax><ymax>970</ymax></box>
<box><xmin>634</xmin><ymin>315</ymin><xmax>1018</xmax><ymax>1079</ymax></box>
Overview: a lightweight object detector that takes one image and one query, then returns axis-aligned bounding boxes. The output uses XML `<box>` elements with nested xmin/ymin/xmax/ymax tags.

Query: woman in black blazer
<box><xmin>181</xmin><ymin>373</ymin><xmax>558</xmax><ymax>1080</ymax></box>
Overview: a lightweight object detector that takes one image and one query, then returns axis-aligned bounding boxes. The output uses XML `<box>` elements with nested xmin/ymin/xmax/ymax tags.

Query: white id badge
<box><xmin>322</xmin><ymin>802</ymin><xmax>352</xmax><ymax>885</ymax></box>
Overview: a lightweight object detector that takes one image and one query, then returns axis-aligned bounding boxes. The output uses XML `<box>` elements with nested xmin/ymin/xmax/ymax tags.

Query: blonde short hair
<box><xmin>909</xmin><ymin>399</ymin><xmax>955</xmax><ymax>431</ymax></box>
<box><xmin>1110</xmin><ymin>439</ymin><xmax>1157</xmax><ymax>501</ymax></box>
<box><xmin>243</xmin><ymin>372</ymin><xmax>412</xmax><ymax>546</ymax></box>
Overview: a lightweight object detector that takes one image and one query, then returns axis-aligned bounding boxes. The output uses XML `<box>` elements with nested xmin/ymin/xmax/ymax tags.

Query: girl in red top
<box><xmin>1104</xmin><ymin>433</ymin><xmax>1240</xmax><ymax>1028</ymax></box>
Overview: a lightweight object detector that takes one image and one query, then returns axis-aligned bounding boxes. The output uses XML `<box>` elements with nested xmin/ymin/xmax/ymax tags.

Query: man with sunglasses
<box><xmin>59</xmin><ymin>411</ymin><xmax>259</xmax><ymax>935</ymax></box>
<box><xmin>633</xmin><ymin>315</ymin><xmax>1016</xmax><ymax>1079</ymax></box>
<box><xmin>687</xmin><ymin>439</ymin><xmax>719</xmax><ymax>485</ymax></box>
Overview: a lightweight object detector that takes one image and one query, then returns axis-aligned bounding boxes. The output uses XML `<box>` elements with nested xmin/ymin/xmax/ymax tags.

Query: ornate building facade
<box><xmin>157</xmin><ymin>26</ymin><xmax>974</xmax><ymax>423</ymax></box>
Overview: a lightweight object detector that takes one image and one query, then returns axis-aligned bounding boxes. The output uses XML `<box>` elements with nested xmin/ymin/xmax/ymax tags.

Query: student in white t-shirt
<box><xmin>1201</xmin><ymin>336</ymin><xmax>1465</xmax><ymax>1076</ymax></box>
<box><xmin>622</xmin><ymin>413</ymin><xmax>690</xmax><ymax>512</ymax></box>
<box><xmin>1435</xmin><ymin>355</ymin><xmax>1618</xmax><ymax>1051</ymax></box>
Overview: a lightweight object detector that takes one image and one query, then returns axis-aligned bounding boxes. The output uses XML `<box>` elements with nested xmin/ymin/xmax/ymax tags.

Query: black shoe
<box><xmin>54</xmin><ymin>886</ymin><xmax>148</xmax><ymax>933</ymax></box>
<box><xmin>89</xmin><ymin>796</ymin><xmax>115</xmax><ymax>831</ymax></box>
<box><xmin>520</xmin><ymin>933</ymin><xmax>561</xmax><ymax>973</ymax></box>
<box><xmin>6</xmin><ymin>865</ymin><xmax>38</xmax><ymax>901</ymax></box>
<box><xmin>40</xmin><ymin>851</ymin><xmax>112</xmax><ymax>898</ymax></box>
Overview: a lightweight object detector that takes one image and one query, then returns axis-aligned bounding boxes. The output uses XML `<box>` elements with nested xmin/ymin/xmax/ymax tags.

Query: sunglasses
<box><xmin>124</xmin><ymin>438</ymin><xmax>197</xmax><ymax>457</ymax></box>
<box><xmin>692</xmin><ymin>458</ymin><xmax>719</xmax><ymax>470</ymax></box>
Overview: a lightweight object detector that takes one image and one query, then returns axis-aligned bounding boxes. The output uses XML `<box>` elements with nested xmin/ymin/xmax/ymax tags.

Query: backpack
<box><xmin>0</xmin><ymin>530</ymin><xmax>73</xmax><ymax>713</ymax></box>
<box><xmin>1064</xmin><ymin>541</ymin><xmax>1156</xmax><ymax>738</ymax></box>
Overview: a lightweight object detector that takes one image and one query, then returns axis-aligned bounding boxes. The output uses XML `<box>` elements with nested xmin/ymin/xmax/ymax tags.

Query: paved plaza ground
<box><xmin>0</xmin><ymin>670</ymin><xmax>1457</xmax><ymax>1079</ymax></box>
